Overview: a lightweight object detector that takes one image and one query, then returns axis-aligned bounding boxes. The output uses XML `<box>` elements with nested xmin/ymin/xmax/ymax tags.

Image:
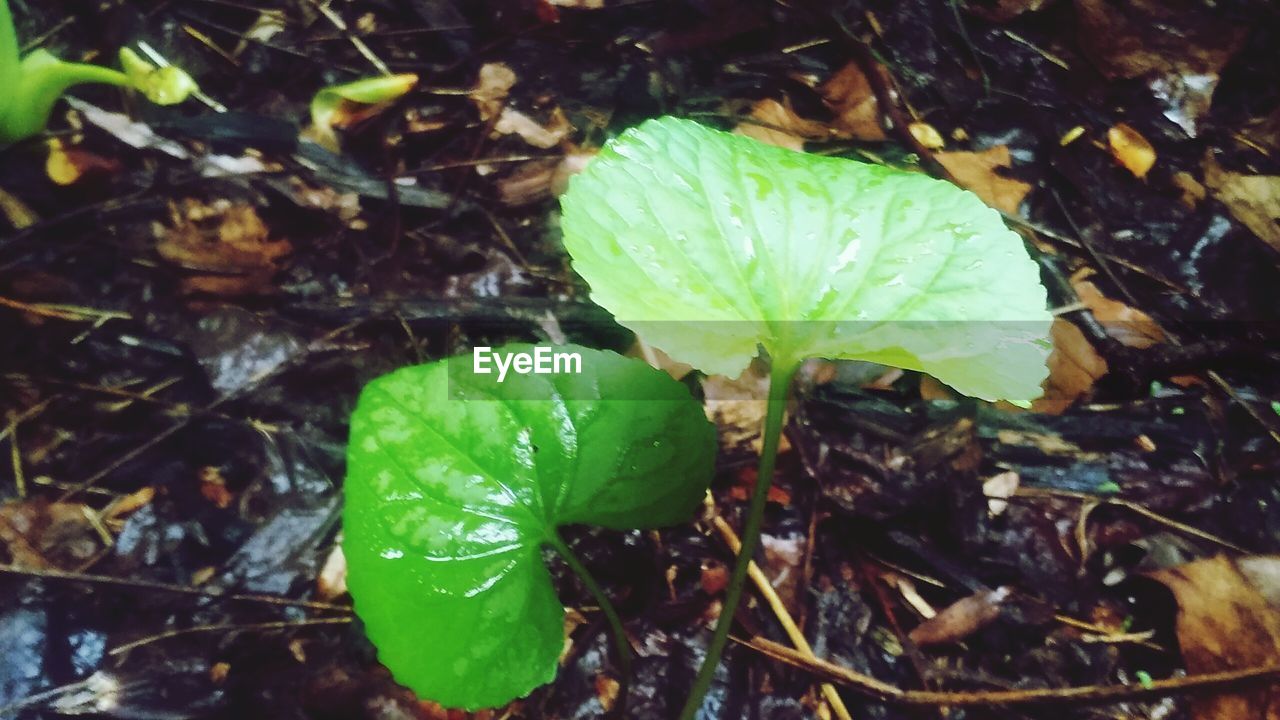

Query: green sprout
<box><xmin>305</xmin><ymin>73</ymin><xmax>418</xmax><ymax>151</ymax></box>
<box><xmin>559</xmin><ymin>117</ymin><xmax>1052</xmax><ymax>718</ymax></box>
<box><xmin>0</xmin><ymin>0</ymin><xmax>197</xmax><ymax>145</ymax></box>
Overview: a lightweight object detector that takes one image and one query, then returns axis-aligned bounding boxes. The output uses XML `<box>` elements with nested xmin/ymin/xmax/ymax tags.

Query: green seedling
<box><xmin>559</xmin><ymin>116</ymin><xmax>1053</xmax><ymax>717</ymax></box>
<box><xmin>305</xmin><ymin>73</ymin><xmax>418</xmax><ymax>151</ymax></box>
<box><xmin>343</xmin><ymin>344</ymin><xmax>715</xmax><ymax>710</ymax></box>
<box><xmin>0</xmin><ymin>0</ymin><xmax>197</xmax><ymax>145</ymax></box>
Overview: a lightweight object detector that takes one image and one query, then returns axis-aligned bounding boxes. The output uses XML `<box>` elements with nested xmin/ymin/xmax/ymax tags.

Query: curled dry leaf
<box><xmin>1203</xmin><ymin>152</ymin><xmax>1280</xmax><ymax>254</ymax></box>
<box><xmin>1035</xmin><ymin>272</ymin><xmax>1162</xmax><ymax>413</ymax></box>
<box><xmin>472</xmin><ymin>62</ymin><xmax>517</xmax><ymax>122</ymax></box>
<box><xmin>1107</xmin><ymin>124</ymin><xmax>1156</xmax><ymax>179</ymax></box>
<box><xmin>1073</xmin><ymin>275</ymin><xmax>1164</xmax><ymax>349</ymax></box>
<box><xmin>935</xmin><ymin>145</ymin><xmax>1032</xmax><ymax>215</ymax></box>
<box><xmin>908</xmin><ymin>586</ymin><xmax>1012</xmax><ymax>646</ymax></box>
<box><xmin>1147</xmin><ymin>555</ymin><xmax>1280</xmax><ymax>720</ymax></box>
<box><xmin>493</xmin><ymin>107</ymin><xmax>572</xmax><ymax>149</ymax></box>
<box><xmin>733</xmin><ymin>97</ymin><xmax>830</xmax><ymax>151</ymax></box>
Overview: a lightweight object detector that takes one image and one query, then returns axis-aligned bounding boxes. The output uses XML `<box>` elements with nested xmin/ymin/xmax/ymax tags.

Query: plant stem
<box><xmin>551</xmin><ymin>532</ymin><xmax>632</xmax><ymax>718</ymax></box>
<box><xmin>678</xmin><ymin>359</ymin><xmax>799</xmax><ymax>720</ymax></box>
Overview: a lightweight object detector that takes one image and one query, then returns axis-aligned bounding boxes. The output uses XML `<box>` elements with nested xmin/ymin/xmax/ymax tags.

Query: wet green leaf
<box><xmin>560</xmin><ymin>117</ymin><xmax>1052</xmax><ymax>403</ymax></box>
<box><xmin>343</xmin><ymin>344</ymin><xmax>715</xmax><ymax>709</ymax></box>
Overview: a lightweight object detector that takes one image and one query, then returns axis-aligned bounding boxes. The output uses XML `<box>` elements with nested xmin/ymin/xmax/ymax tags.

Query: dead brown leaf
<box><xmin>497</xmin><ymin>150</ymin><xmax>595</xmax><ymax>206</ymax></box>
<box><xmin>471</xmin><ymin>62</ymin><xmax>517</xmax><ymax>122</ymax></box>
<box><xmin>935</xmin><ymin>145</ymin><xmax>1032</xmax><ymax>215</ymax></box>
<box><xmin>1107</xmin><ymin>123</ymin><xmax>1157</xmax><ymax>179</ymax></box>
<box><xmin>703</xmin><ymin>364</ymin><xmax>791</xmax><ymax>455</ymax></box>
<box><xmin>1203</xmin><ymin>153</ymin><xmax>1280</xmax><ymax>253</ymax></box>
<box><xmin>1035</xmin><ymin>272</ymin><xmax>1162</xmax><ymax>413</ymax></box>
<box><xmin>909</xmin><ymin>587</ymin><xmax>1011</xmax><ymax>646</ymax></box>
<box><xmin>0</xmin><ymin>499</ymin><xmax>100</xmax><ymax>570</ymax></box>
<box><xmin>155</xmin><ymin>200</ymin><xmax>292</xmax><ymax>297</ymax></box>
<box><xmin>820</xmin><ymin>63</ymin><xmax>887</xmax><ymax>141</ymax></box>
<box><xmin>1148</xmin><ymin>555</ymin><xmax>1280</xmax><ymax>720</ymax></box>
<box><xmin>493</xmin><ymin>107</ymin><xmax>572</xmax><ymax>149</ymax></box>
<box><xmin>734</xmin><ymin>97</ymin><xmax>830</xmax><ymax>151</ymax></box>
<box><xmin>1035</xmin><ymin>317</ymin><xmax>1108</xmax><ymax>414</ymax></box>
<box><xmin>1073</xmin><ymin>275</ymin><xmax>1164</xmax><ymax>348</ymax></box>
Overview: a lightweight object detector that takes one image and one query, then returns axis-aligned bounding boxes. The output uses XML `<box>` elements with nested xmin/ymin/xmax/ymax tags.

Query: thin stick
<box><xmin>304</xmin><ymin>0</ymin><xmax>390</xmax><ymax>75</ymax></box>
<box><xmin>742</xmin><ymin>636</ymin><xmax>1280</xmax><ymax>707</ymax></box>
<box><xmin>706</xmin><ymin>496</ymin><xmax>852</xmax><ymax>720</ymax></box>
<box><xmin>1012</xmin><ymin>488</ymin><xmax>1247</xmax><ymax>554</ymax></box>
<box><xmin>679</xmin><ymin>360</ymin><xmax>799</xmax><ymax>720</ymax></box>
<box><xmin>109</xmin><ymin>617</ymin><xmax>351</xmax><ymax>655</ymax></box>
<box><xmin>551</xmin><ymin>534</ymin><xmax>632</xmax><ymax>718</ymax></box>
<box><xmin>0</xmin><ymin>564</ymin><xmax>351</xmax><ymax>612</ymax></box>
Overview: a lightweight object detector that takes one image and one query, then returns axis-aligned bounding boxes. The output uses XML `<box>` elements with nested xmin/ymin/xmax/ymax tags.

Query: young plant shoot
<box><xmin>0</xmin><ymin>0</ymin><xmax>197</xmax><ymax>145</ymax></box>
<box><xmin>558</xmin><ymin>116</ymin><xmax>1053</xmax><ymax>718</ymax></box>
<box><xmin>305</xmin><ymin>73</ymin><xmax>419</xmax><ymax>151</ymax></box>
<box><xmin>343</xmin><ymin>344</ymin><xmax>715</xmax><ymax>711</ymax></box>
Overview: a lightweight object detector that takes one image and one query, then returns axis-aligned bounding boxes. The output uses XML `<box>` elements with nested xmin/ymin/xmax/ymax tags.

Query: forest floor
<box><xmin>1</xmin><ymin>0</ymin><xmax>1280</xmax><ymax>719</ymax></box>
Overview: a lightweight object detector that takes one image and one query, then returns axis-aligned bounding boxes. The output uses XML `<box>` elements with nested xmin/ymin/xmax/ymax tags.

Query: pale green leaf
<box><xmin>560</xmin><ymin>117</ymin><xmax>1052</xmax><ymax>403</ymax></box>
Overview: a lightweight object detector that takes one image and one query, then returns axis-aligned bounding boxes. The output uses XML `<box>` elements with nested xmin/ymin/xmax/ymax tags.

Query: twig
<box><xmin>303</xmin><ymin>0</ymin><xmax>390</xmax><ymax>75</ymax></box>
<box><xmin>1012</xmin><ymin>488</ymin><xmax>1249</xmax><ymax>554</ymax></box>
<box><xmin>704</xmin><ymin>495</ymin><xmax>853</xmax><ymax>720</ymax></box>
<box><xmin>109</xmin><ymin>617</ymin><xmax>352</xmax><ymax>655</ymax></box>
<box><xmin>0</xmin><ymin>564</ymin><xmax>351</xmax><ymax>612</ymax></box>
<box><xmin>741</xmin><ymin>636</ymin><xmax>1280</xmax><ymax>706</ymax></box>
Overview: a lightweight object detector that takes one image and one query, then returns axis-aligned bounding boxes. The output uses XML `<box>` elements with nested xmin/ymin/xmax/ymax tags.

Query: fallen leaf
<box><xmin>1074</xmin><ymin>0</ymin><xmax>1246</xmax><ymax>136</ymax></box>
<box><xmin>45</xmin><ymin>139</ymin><xmax>120</xmax><ymax>186</ymax></box>
<box><xmin>198</xmin><ymin>466</ymin><xmax>234</xmax><ymax>509</ymax></box>
<box><xmin>1072</xmin><ymin>275</ymin><xmax>1164</xmax><ymax>348</ymax></box>
<box><xmin>0</xmin><ymin>186</ymin><xmax>39</xmax><ymax>229</ymax></box>
<box><xmin>1035</xmin><ymin>273</ymin><xmax>1162</xmax><ymax>413</ymax></box>
<box><xmin>701</xmin><ymin>560</ymin><xmax>729</xmax><ymax>595</ymax></box>
<box><xmin>317</xmin><ymin>544</ymin><xmax>348</xmax><ymax>600</ymax></box>
<box><xmin>704</xmin><ymin>364</ymin><xmax>791</xmax><ymax>455</ymax></box>
<box><xmin>761</xmin><ymin>531</ymin><xmax>805</xmax><ymax>614</ymax></box>
<box><xmin>1148</xmin><ymin>555</ymin><xmax>1280</xmax><ymax>720</ymax></box>
<box><xmin>493</xmin><ymin>107</ymin><xmax>572</xmax><ymax>149</ymax></box>
<box><xmin>908</xmin><ymin>122</ymin><xmax>945</xmax><ymax>150</ymax></box>
<box><xmin>1107</xmin><ymin>123</ymin><xmax>1156</xmax><ymax>179</ymax></box>
<box><xmin>935</xmin><ymin>145</ymin><xmax>1032</xmax><ymax>215</ymax></box>
<box><xmin>909</xmin><ymin>587</ymin><xmax>1011</xmax><ymax>646</ymax></box>
<box><xmin>471</xmin><ymin>62</ymin><xmax>517</xmax><ymax>122</ymax></box>
<box><xmin>496</xmin><ymin>150</ymin><xmax>595</xmax><ymax>206</ymax></box>
<box><xmin>983</xmin><ymin>471</ymin><xmax>1020</xmax><ymax>516</ymax></box>
<box><xmin>1035</xmin><ymin>317</ymin><xmax>1108</xmax><ymax>414</ymax></box>
<box><xmin>0</xmin><ymin>499</ymin><xmax>100</xmax><ymax>570</ymax></box>
<box><xmin>155</xmin><ymin>200</ymin><xmax>292</xmax><ymax>297</ymax></box>
<box><xmin>734</xmin><ymin>97</ymin><xmax>830</xmax><ymax>151</ymax></box>
<box><xmin>820</xmin><ymin>63</ymin><xmax>887</xmax><ymax>141</ymax></box>
<box><xmin>1203</xmin><ymin>153</ymin><xmax>1280</xmax><ymax>253</ymax></box>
